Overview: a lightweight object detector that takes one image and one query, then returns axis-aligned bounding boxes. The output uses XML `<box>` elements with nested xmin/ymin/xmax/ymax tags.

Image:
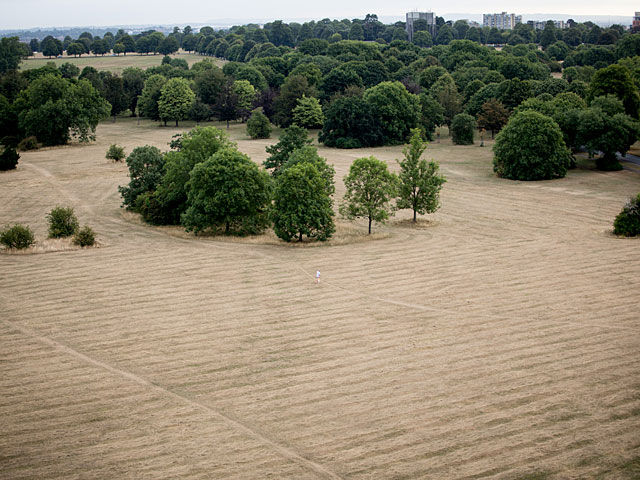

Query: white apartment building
<box><xmin>483</xmin><ymin>12</ymin><xmax>522</xmax><ymax>30</ymax></box>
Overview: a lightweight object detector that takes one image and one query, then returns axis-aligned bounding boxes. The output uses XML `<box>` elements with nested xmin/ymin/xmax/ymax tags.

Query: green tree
<box><xmin>214</xmin><ymin>80</ymin><xmax>239</xmax><ymax>128</ymax></box>
<box><xmin>397</xmin><ymin>129</ymin><xmax>446</xmax><ymax>222</ymax></box>
<box><xmin>577</xmin><ymin>105</ymin><xmax>640</xmax><ymax>171</ymax></box>
<box><xmin>588</xmin><ymin>64</ymin><xmax>640</xmax><ymax>118</ymax></box>
<box><xmin>158</xmin><ymin>77</ymin><xmax>195</xmax><ymax>127</ymax></box>
<box><xmin>450</xmin><ymin>113</ymin><xmax>477</xmax><ymax>145</ymax></box>
<box><xmin>273</xmin><ymin>74</ymin><xmax>315</xmax><ymax>127</ymax></box>
<box><xmin>418</xmin><ymin>94</ymin><xmax>445</xmax><ymax>141</ymax></box>
<box><xmin>158</xmin><ymin>36</ymin><xmax>179</xmax><ymax>55</ymax></box>
<box><xmin>16</xmin><ymin>75</ymin><xmax>110</xmax><ymax>145</ymax></box>
<box><xmin>477</xmin><ymin>99</ymin><xmax>510</xmax><ymax>138</ymax></box>
<box><xmin>118</xmin><ymin>146</ymin><xmax>165</xmax><ymax>209</ymax></box>
<box><xmin>193</xmin><ymin>64</ymin><xmax>225</xmax><ymax>106</ymax></box>
<box><xmin>90</xmin><ymin>38</ymin><xmax>109</xmax><ymax>56</ymax></box>
<box><xmin>246</xmin><ymin>109</ymin><xmax>272</xmax><ymax>139</ymax></box>
<box><xmin>292</xmin><ymin>95</ymin><xmax>324</xmax><ymax>129</ymax></box>
<box><xmin>232</xmin><ymin>79</ymin><xmax>256</xmax><ymax>122</ymax></box>
<box><xmin>0</xmin><ymin>37</ymin><xmax>29</xmax><ymax>73</ymax></box>
<box><xmin>272</xmin><ymin>162</ymin><xmax>335</xmax><ymax>242</ymax></box>
<box><xmin>59</xmin><ymin>62</ymin><xmax>80</xmax><ymax>79</ymax></box>
<box><xmin>432</xmin><ymin>74</ymin><xmax>462</xmax><ymax>128</ymax></box>
<box><xmin>349</xmin><ymin>23</ymin><xmax>365</xmax><ymax>41</ymax></box>
<box><xmin>113</xmin><ymin>43</ymin><xmax>125</xmax><ymax>55</ymax></box>
<box><xmin>493</xmin><ymin>111</ymin><xmax>571</xmax><ymax>180</ymax></box>
<box><xmin>340</xmin><ymin>156</ymin><xmax>399</xmax><ymax>234</ymax></box>
<box><xmin>182</xmin><ymin>148</ymin><xmax>272</xmax><ymax>234</ymax></box>
<box><xmin>105</xmin><ymin>144</ymin><xmax>125</xmax><ymax>162</ymax></box>
<box><xmin>66</xmin><ymin>43</ymin><xmax>85</xmax><ymax>57</ymax></box>
<box><xmin>264</xmin><ymin>125</ymin><xmax>311</xmax><ymax>175</ymax></box>
<box><xmin>47</xmin><ymin>206</ymin><xmax>79</xmax><ymax>238</ymax></box>
<box><xmin>122</xmin><ymin>67</ymin><xmax>145</xmax><ymax>116</ymax></box>
<box><xmin>102</xmin><ymin>74</ymin><xmax>127</xmax><ymax>121</ymax></box>
<box><xmin>613</xmin><ymin>193</ymin><xmax>640</xmax><ymax>237</ymax></box>
<box><xmin>154</xmin><ymin>126</ymin><xmax>235</xmax><ymax>224</ymax></box>
<box><xmin>319</xmin><ymin>94</ymin><xmax>383</xmax><ymax>148</ymax></box>
<box><xmin>138</xmin><ymin>74</ymin><xmax>167</xmax><ymax>122</ymax></box>
<box><xmin>364</xmin><ymin>81</ymin><xmax>420</xmax><ymax>144</ymax></box>
<box><xmin>40</xmin><ymin>36</ymin><xmax>62</xmax><ymax>58</ymax></box>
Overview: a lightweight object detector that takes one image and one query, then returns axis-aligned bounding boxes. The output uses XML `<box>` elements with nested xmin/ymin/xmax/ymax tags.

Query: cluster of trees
<box><xmin>119</xmin><ymin>126</ymin><xmax>445</xmax><ymax>241</ymax></box>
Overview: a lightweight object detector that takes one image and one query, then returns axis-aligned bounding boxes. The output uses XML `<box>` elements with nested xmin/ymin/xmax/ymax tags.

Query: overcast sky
<box><xmin>0</xmin><ymin>0</ymin><xmax>637</xmax><ymax>29</ymax></box>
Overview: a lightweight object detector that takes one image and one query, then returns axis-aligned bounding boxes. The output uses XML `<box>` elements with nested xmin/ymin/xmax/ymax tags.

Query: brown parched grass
<box><xmin>1</xmin><ymin>117</ymin><xmax>639</xmax><ymax>480</ymax></box>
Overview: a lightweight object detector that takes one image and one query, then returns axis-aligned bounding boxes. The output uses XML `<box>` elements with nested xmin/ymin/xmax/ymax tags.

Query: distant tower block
<box><xmin>406</xmin><ymin>11</ymin><xmax>436</xmax><ymax>42</ymax></box>
<box><xmin>633</xmin><ymin>12</ymin><xmax>640</xmax><ymax>29</ymax></box>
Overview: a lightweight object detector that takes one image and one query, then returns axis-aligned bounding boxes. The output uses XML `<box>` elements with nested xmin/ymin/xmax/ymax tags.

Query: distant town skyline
<box><xmin>0</xmin><ymin>0</ymin><xmax>637</xmax><ymax>30</ymax></box>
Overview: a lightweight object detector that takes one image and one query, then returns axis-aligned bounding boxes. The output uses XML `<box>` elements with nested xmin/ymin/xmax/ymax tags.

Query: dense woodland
<box><xmin>1</xmin><ymin>16</ymin><xmax>640</xmax><ymax>168</ymax></box>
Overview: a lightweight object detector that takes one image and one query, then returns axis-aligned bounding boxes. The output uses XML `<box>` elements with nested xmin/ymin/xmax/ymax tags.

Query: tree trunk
<box><xmin>226</xmin><ymin>120</ymin><xmax>230</xmax><ymax>129</ymax></box>
<box><xmin>175</xmin><ymin>119</ymin><xmax>178</xmax><ymax>127</ymax></box>
<box><xmin>368</xmin><ymin>217</ymin><xmax>372</xmax><ymax>234</ymax></box>
<box><xmin>299</xmin><ymin>232</ymin><xmax>303</xmax><ymax>242</ymax></box>
<box><xmin>112</xmin><ymin>114</ymin><xmax>116</xmax><ymax>123</ymax></box>
<box><xmin>225</xmin><ymin>221</ymin><xmax>230</xmax><ymax>233</ymax></box>
<box><xmin>413</xmin><ymin>209</ymin><xmax>417</xmax><ymax>223</ymax></box>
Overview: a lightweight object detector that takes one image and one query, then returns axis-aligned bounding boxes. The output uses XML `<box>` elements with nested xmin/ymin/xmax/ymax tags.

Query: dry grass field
<box><xmin>1</xmin><ymin>118</ymin><xmax>639</xmax><ymax>479</ymax></box>
<box><xmin>20</xmin><ymin>51</ymin><xmax>220</xmax><ymax>73</ymax></box>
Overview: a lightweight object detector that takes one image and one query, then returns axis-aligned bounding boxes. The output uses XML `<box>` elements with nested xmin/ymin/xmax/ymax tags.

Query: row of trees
<box><xmin>119</xmin><ymin>126</ymin><xmax>445</xmax><ymax>241</ymax></box>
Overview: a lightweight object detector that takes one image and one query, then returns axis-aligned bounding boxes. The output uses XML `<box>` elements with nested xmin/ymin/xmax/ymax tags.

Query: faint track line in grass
<box><xmin>0</xmin><ymin>317</ymin><xmax>344</xmax><ymax>480</ymax></box>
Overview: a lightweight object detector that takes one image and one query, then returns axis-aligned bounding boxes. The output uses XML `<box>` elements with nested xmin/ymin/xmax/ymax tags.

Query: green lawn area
<box><xmin>20</xmin><ymin>51</ymin><xmax>223</xmax><ymax>73</ymax></box>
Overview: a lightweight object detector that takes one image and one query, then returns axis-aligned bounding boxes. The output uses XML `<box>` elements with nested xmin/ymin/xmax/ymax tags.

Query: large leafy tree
<box><xmin>363</xmin><ymin>81</ymin><xmax>420</xmax><ymax>144</ymax></box>
<box><xmin>273</xmin><ymin>74</ymin><xmax>315</xmax><ymax>127</ymax></box>
<box><xmin>16</xmin><ymin>75</ymin><xmax>110</xmax><ymax>145</ymax></box>
<box><xmin>577</xmin><ymin>102</ymin><xmax>640</xmax><ymax>171</ymax></box>
<box><xmin>319</xmin><ymin>94</ymin><xmax>384</xmax><ymax>148</ymax></box>
<box><xmin>0</xmin><ymin>37</ymin><xmax>29</xmax><ymax>73</ymax></box>
<box><xmin>232</xmin><ymin>79</ymin><xmax>256</xmax><ymax>122</ymax></box>
<box><xmin>194</xmin><ymin>65</ymin><xmax>225</xmax><ymax>105</ymax></box>
<box><xmin>182</xmin><ymin>148</ymin><xmax>272</xmax><ymax>234</ymax></box>
<box><xmin>493</xmin><ymin>111</ymin><xmax>572</xmax><ymax>180</ymax></box>
<box><xmin>263</xmin><ymin>125</ymin><xmax>312</xmax><ymax>175</ymax></box>
<box><xmin>477</xmin><ymin>99</ymin><xmax>510</xmax><ymax>138</ymax></box>
<box><xmin>118</xmin><ymin>146</ymin><xmax>166</xmax><ymax>209</ymax></box>
<box><xmin>292</xmin><ymin>95</ymin><xmax>324</xmax><ymax>129</ymax></box>
<box><xmin>340</xmin><ymin>156</ymin><xmax>399</xmax><ymax>234</ymax></box>
<box><xmin>154</xmin><ymin>126</ymin><xmax>235</xmax><ymax>223</ymax></box>
<box><xmin>588</xmin><ymin>64</ymin><xmax>640</xmax><ymax>118</ymax></box>
<box><xmin>158</xmin><ymin>77</ymin><xmax>195</xmax><ymax>127</ymax></box>
<box><xmin>138</xmin><ymin>74</ymin><xmax>167</xmax><ymax>122</ymax></box>
<box><xmin>122</xmin><ymin>67</ymin><xmax>145</xmax><ymax>115</ymax></box>
<box><xmin>397</xmin><ymin>129</ymin><xmax>446</xmax><ymax>222</ymax></box>
<box><xmin>102</xmin><ymin>74</ymin><xmax>128</xmax><ymax>121</ymax></box>
<box><xmin>272</xmin><ymin>162</ymin><xmax>335</xmax><ymax>242</ymax></box>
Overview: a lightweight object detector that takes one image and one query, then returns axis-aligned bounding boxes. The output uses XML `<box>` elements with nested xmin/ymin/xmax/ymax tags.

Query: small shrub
<box><xmin>0</xmin><ymin>224</ymin><xmax>35</xmax><ymax>249</ymax></box>
<box><xmin>47</xmin><ymin>206</ymin><xmax>79</xmax><ymax>238</ymax></box>
<box><xmin>105</xmin><ymin>144</ymin><xmax>125</xmax><ymax>162</ymax></box>
<box><xmin>246</xmin><ymin>110</ymin><xmax>272</xmax><ymax>139</ymax></box>
<box><xmin>0</xmin><ymin>146</ymin><xmax>19</xmax><ymax>171</ymax></box>
<box><xmin>73</xmin><ymin>226</ymin><xmax>96</xmax><ymax>247</ymax></box>
<box><xmin>613</xmin><ymin>193</ymin><xmax>640</xmax><ymax>237</ymax></box>
<box><xmin>17</xmin><ymin>136</ymin><xmax>39</xmax><ymax>151</ymax></box>
<box><xmin>451</xmin><ymin>113</ymin><xmax>476</xmax><ymax>145</ymax></box>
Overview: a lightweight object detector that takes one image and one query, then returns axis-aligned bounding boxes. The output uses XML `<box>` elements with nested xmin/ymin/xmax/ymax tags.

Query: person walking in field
<box><xmin>316</xmin><ymin>270</ymin><xmax>320</xmax><ymax>284</ymax></box>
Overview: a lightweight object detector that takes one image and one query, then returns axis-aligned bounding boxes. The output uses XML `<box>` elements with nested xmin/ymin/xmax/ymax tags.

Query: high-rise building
<box><xmin>406</xmin><ymin>11</ymin><xmax>436</xmax><ymax>41</ymax></box>
<box><xmin>483</xmin><ymin>12</ymin><xmax>522</xmax><ymax>30</ymax></box>
<box><xmin>633</xmin><ymin>12</ymin><xmax>640</xmax><ymax>29</ymax></box>
<box><xmin>527</xmin><ymin>20</ymin><xmax>567</xmax><ymax>30</ymax></box>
